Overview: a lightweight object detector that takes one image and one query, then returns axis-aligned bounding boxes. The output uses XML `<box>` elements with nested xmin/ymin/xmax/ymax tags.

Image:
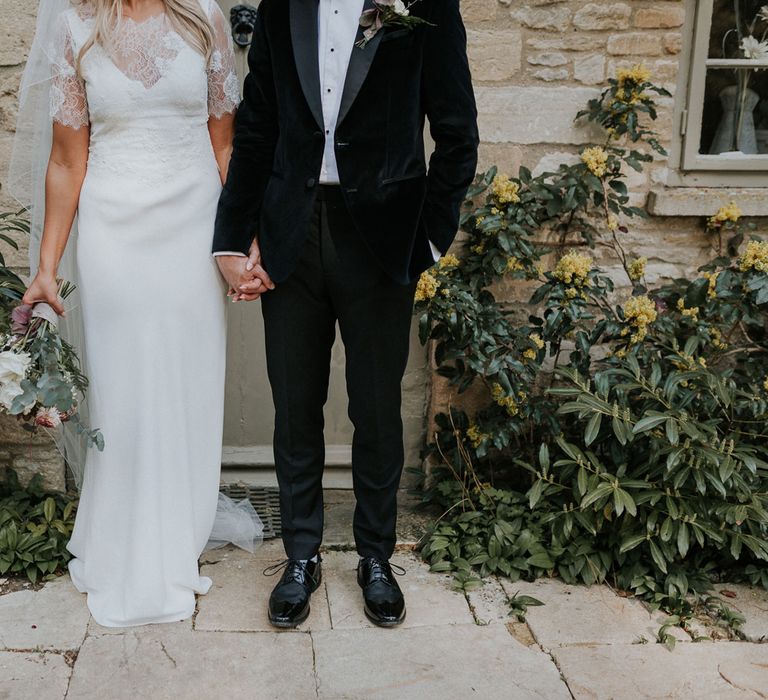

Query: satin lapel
<box><xmin>337</xmin><ymin>0</ymin><xmax>382</xmax><ymax>127</ymax></box>
<box><xmin>290</xmin><ymin>0</ymin><xmax>324</xmax><ymax>129</ymax></box>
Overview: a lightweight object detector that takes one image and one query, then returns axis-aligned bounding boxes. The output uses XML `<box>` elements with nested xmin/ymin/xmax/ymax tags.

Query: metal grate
<box><xmin>220</xmin><ymin>483</ymin><xmax>282</xmax><ymax>540</ymax></box>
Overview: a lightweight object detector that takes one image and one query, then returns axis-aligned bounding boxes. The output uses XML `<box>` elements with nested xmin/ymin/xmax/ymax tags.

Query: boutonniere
<box><xmin>357</xmin><ymin>0</ymin><xmax>434</xmax><ymax>49</ymax></box>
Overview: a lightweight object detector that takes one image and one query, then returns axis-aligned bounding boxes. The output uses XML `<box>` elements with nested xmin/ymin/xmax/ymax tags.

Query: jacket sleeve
<box><xmin>420</xmin><ymin>0</ymin><xmax>479</xmax><ymax>255</ymax></box>
<box><xmin>212</xmin><ymin>3</ymin><xmax>279</xmax><ymax>254</ymax></box>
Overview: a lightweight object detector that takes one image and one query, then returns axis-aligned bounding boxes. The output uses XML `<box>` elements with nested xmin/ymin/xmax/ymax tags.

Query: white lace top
<box><xmin>50</xmin><ymin>0</ymin><xmax>240</xmax><ymax>129</ymax></box>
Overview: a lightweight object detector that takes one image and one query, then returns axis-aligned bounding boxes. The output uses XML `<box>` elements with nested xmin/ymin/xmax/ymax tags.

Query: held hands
<box><xmin>23</xmin><ymin>272</ymin><xmax>66</xmax><ymax>316</ymax></box>
<box><xmin>216</xmin><ymin>239</ymin><xmax>275</xmax><ymax>302</ymax></box>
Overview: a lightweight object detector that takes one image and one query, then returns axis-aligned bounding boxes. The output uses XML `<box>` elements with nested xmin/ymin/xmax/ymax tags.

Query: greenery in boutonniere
<box><xmin>357</xmin><ymin>0</ymin><xmax>433</xmax><ymax>48</ymax></box>
<box><xmin>412</xmin><ymin>65</ymin><xmax>768</xmax><ymax>642</ymax></box>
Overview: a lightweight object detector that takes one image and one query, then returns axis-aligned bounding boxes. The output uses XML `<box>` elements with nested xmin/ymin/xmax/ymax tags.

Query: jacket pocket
<box><xmin>381</xmin><ymin>170</ymin><xmax>427</xmax><ymax>186</ymax></box>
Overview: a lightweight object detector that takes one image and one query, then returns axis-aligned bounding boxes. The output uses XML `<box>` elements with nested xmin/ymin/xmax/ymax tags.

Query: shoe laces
<box><xmin>361</xmin><ymin>557</ymin><xmax>406</xmax><ymax>583</ymax></box>
<box><xmin>263</xmin><ymin>559</ymin><xmax>318</xmax><ymax>586</ymax></box>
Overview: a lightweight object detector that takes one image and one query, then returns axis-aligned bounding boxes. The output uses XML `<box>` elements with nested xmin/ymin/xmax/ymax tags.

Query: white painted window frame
<box><xmin>670</xmin><ymin>0</ymin><xmax>768</xmax><ymax>186</ymax></box>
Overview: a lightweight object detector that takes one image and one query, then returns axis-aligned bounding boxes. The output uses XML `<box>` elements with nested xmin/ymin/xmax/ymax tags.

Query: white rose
<box><xmin>393</xmin><ymin>0</ymin><xmax>409</xmax><ymax>16</ymax></box>
<box><xmin>0</xmin><ymin>350</ymin><xmax>31</xmax><ymax>411</ymax></box>
<box><xmin>0</xmin><ymin>380</ymin><xmax>23</xmax><ymax>411</ymax></box>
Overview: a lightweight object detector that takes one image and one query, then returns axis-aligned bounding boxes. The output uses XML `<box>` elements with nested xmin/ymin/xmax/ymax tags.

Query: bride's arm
<box><xmin>208</xmin><ymin>114</ymin><xmax>235</xmax><ymax>186</ymax></box>
<box><xmin>23</xmin><ymin>123</ymin><xmax>89</xmax><ymax>314</ymax></box>
<box><xmin>206</xmin><ymin>2</ymin><xmax>240</xmax><ymax>187</ymax></box>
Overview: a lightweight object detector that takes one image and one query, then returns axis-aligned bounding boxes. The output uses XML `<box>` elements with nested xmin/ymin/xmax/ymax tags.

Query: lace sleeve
<box><xmin>207</xmin><ymin>1</ymin><xmax>240</xmax><ymax>118</ymax></box>
<box><xmin>49</xmin><ymin>14</ymin><xmax>89</xmax><ymax>129</ymax></box>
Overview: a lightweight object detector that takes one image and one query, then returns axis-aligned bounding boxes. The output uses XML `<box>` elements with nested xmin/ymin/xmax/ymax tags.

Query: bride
<box><xmin>13</xmin><ymin>0</ymin><xmax>263</xmax><ymax>627</ymax></box>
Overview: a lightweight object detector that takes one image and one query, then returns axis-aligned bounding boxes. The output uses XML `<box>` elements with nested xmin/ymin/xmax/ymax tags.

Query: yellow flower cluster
<box><xmin>763</xmin><ymin>377</ymin><xmax>768</xmax><ymax>392</ymax></box>
<box><xmin>672</xmin><ymin>353</ymin><xmax>707</xmax><ymax>371</ymax></box>
<box><xmin>415</xmin><ymin>270</ymin><xmax>439</xmax><ymax>302</ymax></box>
<box><xmin>466</xmin><ymin>424</ymin><xmax>490</xmax><ymax>449</ymax></box>
<box><xmin>709</xmin><ymin>326</ymin><xmax>727</xmax><ymax>350</ymax></box>
<box><xmin>581</xmin><ymin>146</ymin><xmax>609</xmax><ymax>178</ymax></box>
<box><xmin>677</xmin><ymin>298</ymin><xmax>700</xmax><ymax>321</ymax></box>
<box><xmin>491</xmin><ymin>174</ymin><xmax>521</xmax><ymax>205</ymax></box>
<box><xmin>471</xmin><ymin>242</ymin><xmax>485</xmax><ymax>255</ymax></box>
<box><xmin>491</xmin><ymin>383</ymin><xmax>519</xmax><ymax>416</ymax></box>
<box><xmin>628</xmin><ymin>257</ymin><xmax>647</xmax><ymax>281</ymax></box>
<box><xmin>607</xmin><ymin>215</ymin><xmax>620</xmax><ymax>232</ymax></box>
<box><xmin>739</xmin><ymin>240</ymin><xmax>768</xmax><ymax>273</ymax></box>
<box><xmin>507</xmin><ymin>256</ymin><xmax>524</xmax><ymax>273</ymax></box>
<box><xmin>553</xmin><ymin>252</ymin><xmax>593</xmax><ymax>287</ymax></box>
<box><xmin>438</xmin><ymin>254</ymin><xmax>460</xmax><ymax>269</ymax></box>
<box><xmin>708</xmin><ymin>202</ymin><xmax>742</xmax><ymax>227</ymax></box>
<box><xmin>703</xmin><ymin>271</ymin><xmax>719</xmax><ymax>299</ymax></box>
<box><xmin>622</xmin><ymin>295</ymin><xmax>657</xmax><ymax>343</ymax></box>
<box><xmin>530</xmin><ymin>333</ymin><xmax>545</xmax><ymax>350</ymax></box>
<box><xmin>617</xmin><ymin>64</ymin><xmax>651</xmax><ymax>87</ymax></box>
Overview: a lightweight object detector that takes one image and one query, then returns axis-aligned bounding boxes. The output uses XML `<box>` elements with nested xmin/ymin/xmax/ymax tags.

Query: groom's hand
<box><xmin>236</xmin><ymin>239</ymin><xmax>275</xmax><ymax>301</ymax></box>
<box><xmin>216</xmin><ymin>255</ymin><xmax>265</xmax><ymax>302</ymax></box>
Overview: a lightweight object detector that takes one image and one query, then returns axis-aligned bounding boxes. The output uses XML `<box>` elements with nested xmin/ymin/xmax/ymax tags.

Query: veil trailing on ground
<box><xmin>7</xmin><ymin>0</ymin><xmax>263</xmax><ymax>553</ymax></box>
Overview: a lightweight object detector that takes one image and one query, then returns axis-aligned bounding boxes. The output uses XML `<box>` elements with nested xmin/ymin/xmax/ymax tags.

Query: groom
<box><xmin>214</xmin><ymin>0</ymin><xmax>478</xmax><ymax>628</ymax></box>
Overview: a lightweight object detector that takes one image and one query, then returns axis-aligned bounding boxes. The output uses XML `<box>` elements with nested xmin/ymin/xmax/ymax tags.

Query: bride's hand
<box><xmin>23</xmin><ymin>273</ymin><xmax>65</xmax><ymax>316</ymax></box>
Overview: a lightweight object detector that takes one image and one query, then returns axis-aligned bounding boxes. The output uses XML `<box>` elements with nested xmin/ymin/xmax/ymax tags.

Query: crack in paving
<box><xmin>159</xmin><ymin>640</ymin><xmax>177</xmax><ymax>669</ymax></box>
<box><xmin>309</xmin><ymin>631</ymin><xmax>321</xmax><ymax>699</ymax></box>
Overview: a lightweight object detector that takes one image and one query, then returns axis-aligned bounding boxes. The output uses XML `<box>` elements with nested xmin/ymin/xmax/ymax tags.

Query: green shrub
<box><xmin>0</xmin><ymin>470</ymin><xmax>77</xmax><ymax>583</ymax></box>
<box><xmin>413</xmin><ymin>66</ymin><xmax>768</xmax><ymax>628</ymax></box>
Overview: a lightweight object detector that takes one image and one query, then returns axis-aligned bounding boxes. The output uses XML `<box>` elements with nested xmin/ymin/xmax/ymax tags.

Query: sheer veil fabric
<box><xmin>8</xmin><ymin>0</ymin><xmax>263</xmax><ymax>625</ymax></box>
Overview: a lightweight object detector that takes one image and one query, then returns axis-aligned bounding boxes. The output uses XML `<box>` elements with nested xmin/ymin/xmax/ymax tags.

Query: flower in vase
<box><xmin>35</xmin><ymin>407</ymin><xmax>63</xmax><ymax>428</ymax></box>
<box><xmin>741</xmin><ymin>36</ymin><xmax>768</xmax><ymax>61</ymax></box>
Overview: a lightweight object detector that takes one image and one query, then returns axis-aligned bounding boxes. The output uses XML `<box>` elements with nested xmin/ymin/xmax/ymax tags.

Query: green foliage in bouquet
<box><xmin>413</xmin><ymin>65</ymin><xmax>768</xmax><ymax>633</ymax></box>
<box><xmin>0</xmin><ymin>209</ymin><xmax>103</xmax><ymax>450</ymax></box>
<box><xmin>0</xmin><ymin>470</ymin><xmax>77</xmax><ymax>583</ymax></box>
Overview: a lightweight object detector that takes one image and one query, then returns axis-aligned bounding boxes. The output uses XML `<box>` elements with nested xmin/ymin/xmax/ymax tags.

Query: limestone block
<box><xmin>467</xmin><ymin>29</ymin><xmax>523</xmax><ymax>82</ymax></box>
<box><xmin>607</xmin><ymin>32</ymin><xmax>664</xmax><ymax>57</ymax></box>
<box><xmin>475</xmin><ymin>86</ymin><xmax>602</xmax><ymax>145</ymax></box>
<box><xmin>0</xmin><ymin>0</ymin><xmax>37</xmax><ymax>67</ymax></box>
<box><xmin>573</xmin><ymin>3</ymin><xmax>632</xmax><ymax>31</ymax></box>
<box><xmin>635</xmin><ymin>6</ymin><xmax>686</xmax><ymax>29</ymax></box>
<box><xmin>512</xmin><ymin>6</ymin><xmax>571</xmax><ymax>31</ymax></box>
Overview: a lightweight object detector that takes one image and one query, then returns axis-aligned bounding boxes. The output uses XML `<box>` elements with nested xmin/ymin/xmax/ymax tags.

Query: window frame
<box><xmin>673</xmin><ymin>0</ymin><xmax>768</xmax><ymax>181</ymax></box>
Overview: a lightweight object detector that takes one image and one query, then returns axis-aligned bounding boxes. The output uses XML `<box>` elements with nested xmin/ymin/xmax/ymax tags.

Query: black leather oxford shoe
<box><xmin>357</xmin><ymin>557</ymin><xmax>406</xmax><ymax>628</ymax></box>
<box><xmin>265</xmin><ymin>557</ymin><xmax>322</xmax><ymax>628</ymax></box>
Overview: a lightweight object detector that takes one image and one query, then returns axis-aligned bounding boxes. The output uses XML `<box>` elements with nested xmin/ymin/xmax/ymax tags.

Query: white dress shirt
<box><xmin>217</xmin><ymin>0</ymin><xmax>440</xmax><ymax>261</ymax></box>
<box><xmin>318</xmin><ymin>0</ymin><xmax>365</xmax><ymax>185</ymax></box>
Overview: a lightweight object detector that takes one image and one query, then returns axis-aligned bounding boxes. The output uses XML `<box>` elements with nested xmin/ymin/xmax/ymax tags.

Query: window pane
<box><xmin>701</xmin><ymin>1</ymin><xmax>768</xmax><ymax>154</ymax></box>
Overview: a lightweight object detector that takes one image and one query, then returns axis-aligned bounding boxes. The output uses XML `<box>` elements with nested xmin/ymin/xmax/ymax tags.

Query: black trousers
<box><xmin>261</xmin><ymin>186</ymin><xmax>417</xmax><ymax>560</ymax></box>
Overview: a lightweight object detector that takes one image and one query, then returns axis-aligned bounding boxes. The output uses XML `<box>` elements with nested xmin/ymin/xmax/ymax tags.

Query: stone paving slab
<box><xmin>66</xmin><ymin>627</ymin><xmax>317</xmax><ymax>700</ymax></box>
<box><xmin>312</xmin><ymin>623</ymin><xmax>572</xmax><ymax>700</ymax></box>
<box><xmin>0</xmin><ymin>575</ymin><xmax>89</xmax><ymax>651</ymax></box>
<box><xmin>196</xmin><ymin>547</ymin><xmax>332</xmax><ymax>633</ymax></box>
<box><xmin>499</xmin><ymin>577</ymin><xmax>689</xmax><ymax>647</ymax></box>
<box><xmin>466</xmin><ymin>577</ymin><xmax>512</xmax><ymax>625</ymax></box>
<box><xmin>322</xmin><ymin>551</ymin><xmax>474</xmax><ymax>630</ymax></box>
<box><xmin>553</xmin><ymin>641</ymin><xmax>768</xmax><ymax>699</ymax></box>
<box><xmin>712</xmin><ymin>584</ymin><xmax>768</xmax><ymax>643</ymax></box>
<box><xmin>0</xmin><ymin>651</ymin><xmax>72</xmax><ymax>700</ymax></box>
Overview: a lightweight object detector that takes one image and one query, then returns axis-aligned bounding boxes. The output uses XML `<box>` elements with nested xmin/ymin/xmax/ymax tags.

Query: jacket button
<box><xmin>306</xmin><ymin>177</ymin><xmax>316</xmax><ymax>188</ymax></box>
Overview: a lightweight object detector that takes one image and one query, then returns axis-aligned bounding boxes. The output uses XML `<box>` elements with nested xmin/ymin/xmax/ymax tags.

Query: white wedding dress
<box><xmin>50</xmin><ymin>1</ymin><xmax>241</xmax><ymax>627</ymax></box>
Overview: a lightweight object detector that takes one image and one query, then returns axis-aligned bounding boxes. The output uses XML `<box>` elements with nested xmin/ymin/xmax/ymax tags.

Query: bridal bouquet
<box><xmin>0</xmin><ymin>257</ymin><xmax>103</xmax><ymax>450</ymax></box>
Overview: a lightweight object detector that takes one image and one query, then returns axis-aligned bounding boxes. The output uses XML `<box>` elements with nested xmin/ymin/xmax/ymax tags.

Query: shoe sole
<box><xmin>363</xmin><ymin>605</ymin><xmax>407</xmax><ymax>628</ymax></box>
<box><xmin>268</xmin><ymin>569</ymin><xmax>323</xmax><ymax>629</ymax></box>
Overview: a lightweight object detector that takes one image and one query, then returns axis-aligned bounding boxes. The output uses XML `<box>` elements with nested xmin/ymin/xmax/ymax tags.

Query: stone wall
<box><xmin>0</xmin><ymin>0</ymin><xmax>765</xmax><ymax>486</ymax></box>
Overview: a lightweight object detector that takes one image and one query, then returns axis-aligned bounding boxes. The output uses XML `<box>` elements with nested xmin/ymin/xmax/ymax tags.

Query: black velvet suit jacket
<box><xmin>213</xmin><ymin>0</ymin><xmax>479</xmax><ymax>285</ymax></box>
